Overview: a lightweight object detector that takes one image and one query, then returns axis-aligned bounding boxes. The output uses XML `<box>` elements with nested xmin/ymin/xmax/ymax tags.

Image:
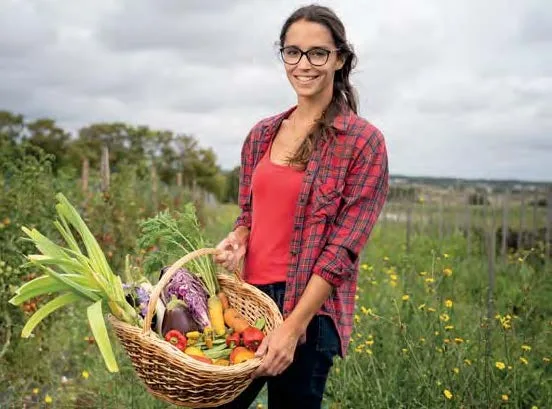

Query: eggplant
<box><xmin>161</xmin><ymin>302</ymin><xmax>200</xmax><ymax>337</ymax></box>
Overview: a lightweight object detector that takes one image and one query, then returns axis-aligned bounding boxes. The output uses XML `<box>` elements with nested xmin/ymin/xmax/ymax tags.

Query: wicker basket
<box><xmin>109</xmin><ymin>248</ymin><xmax>283</xmax><ymax>408</ymax></box>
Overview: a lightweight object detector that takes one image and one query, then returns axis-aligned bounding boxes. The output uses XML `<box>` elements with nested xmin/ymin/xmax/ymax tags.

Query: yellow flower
<box><xmin>453</xmin><ymin>367</ymin><xmax>459</xmax><ymax>374</ymax></box>
<box><xmin>434</xmin><ymin>331</ymin><xmax>440</xmax><ymax>336</ymax></box>
<box><xmin>501</xmin><ymin>394</ymin><xmax>509</xmax><ymax>402</ymax></box>
<box><xmin>354</xmin><ymin>314</ymin><xmax>360</xmax><ymax>323</ymax></box>
<box><xmin>445</xmin><ymin>325</ymin><xmax>454</xmax><ymax>331</ymax></box>
<box><xmin>444</xmin><ymin>299</ymin><xmax>453</xmax><ymax>308</ymax></box>
<box><xmin>402</xmin><ymin>348</ymin><xmax>408</xmax><ymax>354</ymax></box>
<box><xmin>443</xmin><ymin>268</ymin><xmax>453</xmax><ymax>277</ymax></box>
<box><xmin>427</xmin><ymin>307</ymin><xmax>436</xmax><ymax>313</ymax></box>
<box><xmin>440</xmin><ymin>313</ymin><xmax>450</xmax><ymax>322</ymax></box>
<box><xmin>361</xmin><ymin>263</ymin><xmax>369</xmax><ymax>270</ymax></box>
<box><xmin>383</xmin><ymin>256</ymin><xmax>389</xmax><ymax>261</ymax></box>
<box><xmin>365</xmin><ymin>340</ymin><xmax>374</xmax><ymax>346</ymax></box>
<box><xmin>425</xmin><ymin>277</ymin><xmax>435</xmax><ymax>284</ymax></box>
<box><xmin>360</xmin><ymin>306</ymin><xmax>369</xmax><ymax>315</ymax></box>
<box><xmin>389</xmin><ymin>280</ymin><xmax>398</xmax><ymax>288</ymax></box>
<box><xmin>418</xmin><ymin>303</ymin><xmax>426</xmax><ymax>310</ymax></box>
<box><xmin>45</xmin><ymin>395</ymin><xmax>53</xmax><ymax>404</ymax></box>
<box><xmin>443</xmin><ymin>253</ymin><xmax>450</xmax><ymax>258</ymax></box>
<box><xmin>543</xmin><ymin>357</ymin><xmax>550</xmax><ymax>363</ymax></box>
<box><xmin>519</xmin><ymin>357</ymin><xmax>528</xmax><ymax>365</ymax></box>
<box><xmin>419</xmin><ymin>271</ymin><xmax>427</xmax><ymax>276</ymax></box>
<box><xmin>495</xmin><ymin>361</ymin><xmax>506</xmax><ymax>370</ymax></box>
<box><xmin>419</xmin><ymin>337</ymin><xmax>426</xmax><ymax>343</ymax></box>
<box><xmin>464</xmin><ymin>359</ymin><xmax>472</xmax><ymax>366</ymax></box>
<box><xmin>521</xmin><ymin>345</ymin><xmax>532</xmax><ymax>352</ymax></box>
<box><xmin>454</xmin><ymin>337</ymin><xmax>464</xmax><ymax>344</ymax></box>
<box><xmin>354</xmin><ymin>294</ymin><xmax>359</xmax><ymax>301</ymax></box>
<box><xmin>366</xmin><ymin>349</ymin><xmax>373</xmax><ymax>355</ymax></box>
<box><xmin>82</xmin><ymin>370</ymin><xmax>90</xmax><ymax>379</ymax></box>
<box><xmin>32</xmin><ymin>388</ymin><xmax>39</xmax><ymax>395</ymax></box>
<box><xmin>390</xmin><ymin>274</ymin><xmax>398</xmax><ymax>281</ymax></box>
<box><xmin>401</xmin><ymin>294</ymin><xmax>409</xmax><ymax>301</ymax></box>
<box><xmin>443</xmin><ymin>389</ymin><xmax>453</xmax><ymax>399</ymax></box>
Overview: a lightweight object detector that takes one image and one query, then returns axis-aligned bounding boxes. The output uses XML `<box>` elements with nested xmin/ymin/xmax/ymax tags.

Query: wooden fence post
<box><xmin>501</xmin><ymin>190</ymin><xmax>509</xmax><ymax>261</ymax></box>
<box><xmin>518</xmin><ymin>188</ymin><xmax>526</xmax><ymax>250</ymax></box>
<box><xmin>100</xmin><ymin>145</ymin><xmax>110</xmax><ymax>195</ymax></box>
<box><xmin>81</xmin><ymin>157</ymin><xmax>89</xmax><ymax>194</ymax></box>
<box><xmin>546</xmin><ymin>186</ymin><xmax>552</xmax><ymax>266</ymax></box>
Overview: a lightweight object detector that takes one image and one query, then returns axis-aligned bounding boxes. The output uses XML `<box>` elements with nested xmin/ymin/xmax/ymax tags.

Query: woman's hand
<box><xmin>214</xmin><ymin>230</ymin><xmax>247</xmax><ymax>273</ymax></box>
<box><xmin>251</xmin><ymin>320</ymin><xmax>306</xmax><ymax>378</ymax></box>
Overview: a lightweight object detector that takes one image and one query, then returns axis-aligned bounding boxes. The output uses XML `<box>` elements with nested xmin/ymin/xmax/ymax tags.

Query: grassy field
<box><xmin>1</xmin><ymin>198</ymin><xmax>551</xmax><ymax>409</ymax></box>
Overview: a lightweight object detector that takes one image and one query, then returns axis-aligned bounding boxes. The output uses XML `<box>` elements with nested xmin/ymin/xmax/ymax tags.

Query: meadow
<box><xmin>1</xmin><ymin>152</ymin><xmax>551</xmax><ymax>408</ymax></box>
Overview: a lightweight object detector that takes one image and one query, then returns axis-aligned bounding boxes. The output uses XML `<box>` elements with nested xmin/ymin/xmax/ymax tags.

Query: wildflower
<box><xmin>521</xmin><ymin>345</ymin><xmax>531</xmax><ymax>352</ymax></box>
<box><xmin>495</xmin><ymin>361</ymin><xmax>506</xmax><ymax>370</ymax></box>
<box><xmin>444</xmin><ymin>299</ymin><xmax>453</xmax><ymax>308</ymax></box>
<box><xmin>354</xmin><ymin>314</ymin><xmax>360</xmax><ymax>323</ymax></box>
<box><xmin>435</xmin><ymin>331</ymin><xmax>440</xmax><ymax>336</ymax></box>
<box><xmin>445</xmin><ymin>325</ymin><xmax>454</xmax><ymax>331</ymax></box>
<box><xmin>389</xmin><ymin>280</ymin><xmax>398</xmax><ymax>288</ymax></box>
<box><xmin>355</xmin><ymin>294</ymin><xmax>359</xmax><ymax>301</ymax></box>
<box><xmin>45</xmin><ymin>395</ymin><xmax>53</xmax><ymax>404</ymax></box>
<box><xmin>32</xmin><ymin>388</ymin><xmax>39</xmax><ymax>395</ymax></box>
<box><xmin>464</xmin><ymin>359</ymin><xmax>472</xmax><ymax>366</ymax></box>
<box><xmin>355</xmin><ymin>345</ymin><xmax>364</xmax><ymax>353</ymax></box>
<box><xmin>383</xmin><ymin>256</ymin><xmax>389</xmax><ymax>261</ymax></box>
<box><xmin>419</xmin><ymin>337</ymin><xmax>426</xmax><ymax>343</ymax></box>
<box><xmin>501</xmin><ymin>394</ymin><xmax>509</xmax><ymax>402</ymax></box>
<box><xmin>366</xmin><ymin>349</ymin><xmax>373</xmax><ymax>355</ymax></box>
<box><xmin>361</xmin><ymin>306</ymin><xmax>370</xmax><ymax>315</ymax></box>
<box><xmin>402</xmin><ymin>348</ymin><xmax>408</xmax><ymax>354</ymax></box>
<box><xmin>454</xmin><ymin>337</ymin><xmax>464</xmax><ymax>344</ymax></box>
<box><xmin>365</xmin><ymin>340</ymin><xmax>374</xmax><ymax>346</ymax></box>
<box><xmin>440</xmin><ymin>313</ymin><xmax>450</xmax><ymax>322</ymax></box>
<box><xmin>453</xmin><ymin>367</ymin><xmax>459</xmax><ymax>374</ymax></box>
<box><xmin>443</xmin><ymin>253</ymin><xmax>450</xmax><ymax>258</ymax></box>
<box><xmin>519</xmin><ymin>357</ymin><xmax>528</xmax><ymax>365</ymax></box>
<box><xmin>425</xmin><ymin>277</ymin><xmax>435</xmax><ymax>284</ymax></box>
<box><xmin>443</xmin><ymin>389</ymin><xmax>453</xmax><ymax>399</ymax></box>
<box><xmin>401</xmin><ymin>294</ymin><xmax>409</xmax><ymax>301</ymax></box>
<box><xmin>419</xmin><ymin>271</ymin><xmax>428</xmax><ymax>276</ymax></box>
<box><xmin>361</xmin><ymin>263</ymin><xmax>369</xmax><ymax>270</ymax></box>
<box><xmin>82</xmin><ymin>370</ymin><xmax>90</xmax><ymax>379</ymax></box>
<box><xmin>427</xmin><ymin>307</ymin><xmax>436</xmax><ymax>313</ymax></box>
<box><xmin>418</xmin><ymin>303</ymin><xmax>426</xmax><ymax>310</ymax></box>
<box><xmin>390</xmin><ymin>274</ymin><xmax>398</xmax><ymax>281</ymax></box>
<box><xmin>443</xmin><ymin>268</ymin><xmax>453</xmax><ymax>277</ymax></box>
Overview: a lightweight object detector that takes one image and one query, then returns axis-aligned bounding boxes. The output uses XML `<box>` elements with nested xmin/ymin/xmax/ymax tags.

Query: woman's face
<box><xmin>281</xmin><ymin>19</ymin><xmax>344</xmax><ymax>101</ymax></box>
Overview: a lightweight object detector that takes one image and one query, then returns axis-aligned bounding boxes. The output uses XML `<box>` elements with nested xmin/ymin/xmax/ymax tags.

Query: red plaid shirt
<box><xmin>234</xmin><ymin>105</ymin><xmax>389</xmax><ymax>356</ymax></box>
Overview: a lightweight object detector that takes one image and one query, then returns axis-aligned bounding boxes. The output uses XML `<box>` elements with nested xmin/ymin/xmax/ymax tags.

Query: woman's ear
<box><xmin>335</xmin><ymin>54</ymin><xmax>346</xmax><ymax>71</ymax></box>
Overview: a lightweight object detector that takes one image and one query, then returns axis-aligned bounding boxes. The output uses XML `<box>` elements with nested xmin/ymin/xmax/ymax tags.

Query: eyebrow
<box><xmin>283</xmin><ymin>44</ymin><xmax>334</xmax><ymax>50</ymax></box>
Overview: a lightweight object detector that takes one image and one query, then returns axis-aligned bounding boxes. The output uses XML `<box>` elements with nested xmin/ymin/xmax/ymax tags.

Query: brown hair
<box><xmin>279</xmin><ymin>4</ymin><xmax>358</xmax><ymax>166</ymax></box>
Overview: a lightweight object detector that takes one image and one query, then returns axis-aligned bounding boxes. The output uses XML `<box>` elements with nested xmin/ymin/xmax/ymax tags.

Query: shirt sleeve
<box><xmin>312</xmin><ymin>131</ymin><xmax>389</xmax><ymax>287</ymax></box>
<box><xmin>233</xmin><ymin>128</ymin><xmax>255</xmax><ymax>231</ymax></box>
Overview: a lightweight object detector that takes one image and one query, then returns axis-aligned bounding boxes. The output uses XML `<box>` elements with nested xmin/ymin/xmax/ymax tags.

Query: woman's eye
<box><xmin>286</xmin><ymin>49</ymin><xmax>299</xmax><ymax>56</ymax></box>
<box><xmin>312</xmin><ymin>49</ymin><xmax>328</xmax><ymax>57</ymax></box>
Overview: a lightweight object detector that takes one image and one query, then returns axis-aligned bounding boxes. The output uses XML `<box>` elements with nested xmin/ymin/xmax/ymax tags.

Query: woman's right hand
<box><xmin>214</xmin><ymin>230</ymin><xmax>247</xmax><ymax>273</ymax></box>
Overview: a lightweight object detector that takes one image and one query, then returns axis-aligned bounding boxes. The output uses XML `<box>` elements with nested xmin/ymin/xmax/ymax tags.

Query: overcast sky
<box><xmin>1</xmin><ymin>0</ymin><xmax>551</xmax><ymax>181</ymax></box>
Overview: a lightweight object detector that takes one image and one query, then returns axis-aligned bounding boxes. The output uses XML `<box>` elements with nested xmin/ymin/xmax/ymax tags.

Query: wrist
<box><xmin>233</xmin><ymin>226</ymin><xmax>250</xmax><ymax>246</ymax></box>
<box><xmin>284</xmin><ymin>314</ymin><xmax>309</xmax><ymax>338</ymax></box>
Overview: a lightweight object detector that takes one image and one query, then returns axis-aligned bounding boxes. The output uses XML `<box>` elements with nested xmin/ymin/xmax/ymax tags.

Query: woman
<box><xmin>214</xmin><ymin>4</ymin><xmax>389</xmax><ymax>408</ymax></box>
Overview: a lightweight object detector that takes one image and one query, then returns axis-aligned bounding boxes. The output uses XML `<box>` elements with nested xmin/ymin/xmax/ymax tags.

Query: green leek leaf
<box><xmin>21</xmin><ymin>293</ymin><xmax>81</xmax><ymax>338</ymax></box>
<box><xmin>87</xmin><ymin>300</ymin><xmax>119</xmax><ymax>372</ymax></box>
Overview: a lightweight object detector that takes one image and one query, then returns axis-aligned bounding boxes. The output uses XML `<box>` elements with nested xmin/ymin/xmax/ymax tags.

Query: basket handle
<box><xmin>142</xmin><ymin>247</ymin><xmax>242</xmax><ymax>335</ymax></box>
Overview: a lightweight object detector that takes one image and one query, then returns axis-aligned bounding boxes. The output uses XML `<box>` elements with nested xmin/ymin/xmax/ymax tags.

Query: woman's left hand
<box><xmin>251</xmin><ymin>321</ymin><xmax>304</xmax><ymax>378</ymax></box>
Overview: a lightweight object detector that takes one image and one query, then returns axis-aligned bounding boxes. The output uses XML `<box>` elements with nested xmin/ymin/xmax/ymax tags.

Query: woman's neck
<box><xmin>293</xmin><ymin>89</ymin><xmax>333</xmax><ymax>124</ymax></box>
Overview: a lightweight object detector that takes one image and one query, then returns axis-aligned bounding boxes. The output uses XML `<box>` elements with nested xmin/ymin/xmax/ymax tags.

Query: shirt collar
<box><xmin>264</xmin><ymin>104</ymin><xmax>354</xmax><ymax>136</ymax></box>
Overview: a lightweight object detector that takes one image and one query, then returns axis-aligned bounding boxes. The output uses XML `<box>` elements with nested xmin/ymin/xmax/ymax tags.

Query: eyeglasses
<box><xmin>279</xmin><ymin>46</ymin><xmax>339</xmax><ymax>66</ymax></box>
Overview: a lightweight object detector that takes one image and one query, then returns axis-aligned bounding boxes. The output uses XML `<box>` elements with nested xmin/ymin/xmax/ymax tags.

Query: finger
<box><xmin>255</xmin><ymin>335</ymin><xmax>271</xmax><ymax>357</ymax></box>
<box><xmin>227</xmin><ymin>232</ymin><xmax>240</xmax><ymax>250</ymax></box>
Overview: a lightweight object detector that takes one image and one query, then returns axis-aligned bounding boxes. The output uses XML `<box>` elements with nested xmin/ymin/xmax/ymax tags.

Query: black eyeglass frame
<box><xmin>279</xmin><ymin>46</ymin><xmax>341</xmax><ymax>66</ymax></box>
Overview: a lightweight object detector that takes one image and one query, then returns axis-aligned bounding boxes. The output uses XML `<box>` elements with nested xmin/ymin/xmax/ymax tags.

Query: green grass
<box><xmin>2</xmin><ymin>204</ymin><xmax>551</xmax><ymax>409</ymax></box>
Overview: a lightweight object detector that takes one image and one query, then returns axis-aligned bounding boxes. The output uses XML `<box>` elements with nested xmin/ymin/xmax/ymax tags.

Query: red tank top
<box><xmin>243</xmin><ymin>139</ymin><xmax>304</xmax><ymax>285</ymax></box>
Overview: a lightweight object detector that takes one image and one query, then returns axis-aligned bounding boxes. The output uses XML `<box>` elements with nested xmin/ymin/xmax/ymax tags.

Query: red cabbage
<box><xmin>161</xmin><ymin>266</ymin><xmax>211</xmax><ymax>329</ymax></box>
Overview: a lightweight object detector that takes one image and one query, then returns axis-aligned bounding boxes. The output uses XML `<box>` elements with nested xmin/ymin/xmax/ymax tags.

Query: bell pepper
<box><xmin>241</xmin><ymin>326</ymin><xmax>264</xmax><ymax>352</ymax></box>
<box><xmin>226</xmin><ymin>332</ymin><xmax>241</xmax><ymax>348</ymax></box>
<box><xmin>229</xmin><ymin>346</ymin><xmax>255</xmax><ymax>364</ymax></box>
<box><xmin>165</xmin><ymin>329</ymin><xmax>187</xmax><ymax>351</ymax></box>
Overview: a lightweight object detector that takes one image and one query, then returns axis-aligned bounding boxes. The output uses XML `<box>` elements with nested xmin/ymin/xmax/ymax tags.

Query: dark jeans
<box><xmin>212</xmin><ymin>282</ymin><xmax>340</xmax><ymax>409</ymax></box>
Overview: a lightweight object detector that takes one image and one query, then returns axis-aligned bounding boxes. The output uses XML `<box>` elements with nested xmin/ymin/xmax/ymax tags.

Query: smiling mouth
<box><xmin>294</xmin><ymin>75</ymin><xmax>319</xmax><ymax>83</ymax></box>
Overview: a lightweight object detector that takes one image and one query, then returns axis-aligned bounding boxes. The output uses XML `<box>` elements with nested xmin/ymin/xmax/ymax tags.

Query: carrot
<box><xmin>208</xmin><ymin>295</ymin><xmax>226</xmax><ymax>336</ymax></box>
<box><xmin>224</xmin><ymin>308</ymin><xmax>239</xmax><ymax>328</ymax></box>
<box><xmin>218</xmin><ymin>291</ymin><xmax>230</xmax><ymax>310</ymax></box>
